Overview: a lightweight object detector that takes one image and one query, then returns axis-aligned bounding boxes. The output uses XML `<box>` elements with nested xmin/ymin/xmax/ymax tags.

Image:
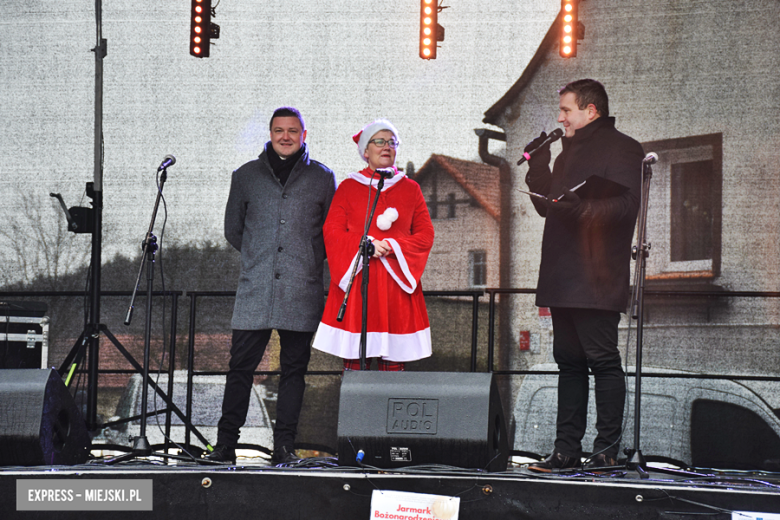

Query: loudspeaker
<box><xmin>0</xmin><ymin>369</ymin><xmax>91</xmax><ymax>466</ymax></box>
<box><xmin>337</xmin><ymin>371</ymin><xmax>509</xmax><ymax>472</ymax></box>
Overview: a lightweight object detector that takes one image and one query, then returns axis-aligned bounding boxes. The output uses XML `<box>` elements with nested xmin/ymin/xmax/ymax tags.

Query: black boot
<box><xmin>528</xmin><ymin>452</ymin><xmax>580</xmax><ymax>473</ymax></box>
<box><xmin>271</xmin><ymin>445</ymin><xmax>299</xmax><ymax>464</ymax></box>
<box><xmin>203</xmin><ymin>444</ymin><xmax>236</xmax><ymax>464</ymax></box>
<box><xmin>583</xmin><ymin>453</ymin><xmax>618</xmax><ymax>472</ymax></box>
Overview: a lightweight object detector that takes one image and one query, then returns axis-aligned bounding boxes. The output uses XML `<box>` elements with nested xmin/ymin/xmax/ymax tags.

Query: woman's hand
<box><xmin>372</xmin><ymin>239</ymin><xmax>392</xmax><ymax>258</ymax></box>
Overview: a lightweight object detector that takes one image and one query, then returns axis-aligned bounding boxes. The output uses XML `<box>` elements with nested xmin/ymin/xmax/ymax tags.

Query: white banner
<box><xmin>370</xmin><ymin>490</ymin><xmax>459</xmax><ymax>520</ymax></box>
<box><xmin>732</xmin><ymin>513</ymin><xmax>780</xmax><ymax>520</ymax></box>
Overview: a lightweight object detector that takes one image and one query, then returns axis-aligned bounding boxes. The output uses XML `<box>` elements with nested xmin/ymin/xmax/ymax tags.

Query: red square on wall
<box><xmin>518</xmin><ymin>330</ymin><xmax>530</xmax><ymax>351</ymax></box>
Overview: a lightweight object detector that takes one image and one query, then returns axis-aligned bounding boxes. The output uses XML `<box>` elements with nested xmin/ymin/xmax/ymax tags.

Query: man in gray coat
<box><xmin>205</xmin><ymin>107</ymin><xmax>336</xmax><ymax>464</ymax></box>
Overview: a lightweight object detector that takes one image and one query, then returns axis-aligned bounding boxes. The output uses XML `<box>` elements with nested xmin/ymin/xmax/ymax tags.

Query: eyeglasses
<box><xmin>368</xmin><ymin>138</ymin><xmax>399</xmax><ymax>149</ymax></box>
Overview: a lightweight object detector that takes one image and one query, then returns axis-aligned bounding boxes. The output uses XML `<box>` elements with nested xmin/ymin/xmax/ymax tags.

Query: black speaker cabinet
<box><xmin>0</xmin><ymin>369</ymin><xmax>91</xmax><ymax>466</ymax></box>
<box><xmin>337</xmin><ymin>371</ymin><xmax>509</xmax><ymax>472</ymax></box>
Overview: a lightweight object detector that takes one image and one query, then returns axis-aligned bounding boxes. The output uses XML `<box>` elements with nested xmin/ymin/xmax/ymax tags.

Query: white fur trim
<box><xmin>337</xmin><ymin>234</ymin><xmax>377</xmax><ymax>292</ymax></box>
<box><xmin>338</xmin><ymin>250</ymin><xmax>362</xmax><ymax>293</ymax></box>
<box><xmin>338</xmin><ymin>236</ymin><xmax>417</xmax><ymax>295</ymax></box>
<box><xmin>356</xmin><ymin>119</ymin><xmax>401</xmax><ymax>162</ymax></box>
<box><xmin>379</xmin><ymin>238</ymin><xmax>417</xmax><ymax>294</ymax></box>
<box><xmin>312</xmin><ymin>322</ymin><xmax>432</xmax><ymax>362</ymax></box>
<box><xmin>347</xmin><ymin>170</ymin><xmax>406</xmax><ymax>189</ymax></box>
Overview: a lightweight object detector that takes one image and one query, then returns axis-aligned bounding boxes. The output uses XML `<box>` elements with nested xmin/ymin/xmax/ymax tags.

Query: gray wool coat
<box><xmin>224</xmin><ymin>142</ymin><xmax>336</xmax><ymax>331</ymax></box>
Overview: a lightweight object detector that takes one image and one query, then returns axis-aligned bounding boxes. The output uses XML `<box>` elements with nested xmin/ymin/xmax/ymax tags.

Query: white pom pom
<box><xmin>376</xmin><ymin>207</ymin><xmax>399</xmax><ymax>231</ymax></box>
<box><xmin>377</xmin><ymin>214</ymin><xmax>391</xmax><ymax>231</ymax></box>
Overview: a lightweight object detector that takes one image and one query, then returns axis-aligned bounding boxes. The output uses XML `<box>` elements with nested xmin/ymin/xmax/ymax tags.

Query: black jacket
<box><xmin>526</xmin><ymin>117</ymin><xmax>644</xmax><ymax>312</ymax></box>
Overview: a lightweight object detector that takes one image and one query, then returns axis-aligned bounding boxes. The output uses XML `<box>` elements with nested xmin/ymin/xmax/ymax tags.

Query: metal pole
<box><xmin>94</xmin><ymin>0</ymin><xmax>103</xmax><ymax>191</ymax></box>
<box><xmin>86</xmin><ymin>0</ymin><xmax>106</xmax><ymax>431</ymax></box>
<box><xmin>470</xmin><ymin>293</ymin><xmax>479</xmax><ymax>372</ymax></box>
<box><xmin>626</xmin><ymin>159</ymin><xmax>654</xmax><ymax>476</ymax></box>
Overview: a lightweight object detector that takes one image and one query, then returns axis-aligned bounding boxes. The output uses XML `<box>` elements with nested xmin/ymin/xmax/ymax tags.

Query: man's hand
<box><xmin>543</xmin><ymin>187</ymin><xmax>581</xmax><ymax>214</ymax></box>
<box><xmin>524</xmin><ymin>131</ymin><xmax>552</xmax><ymax>170</ymax></box>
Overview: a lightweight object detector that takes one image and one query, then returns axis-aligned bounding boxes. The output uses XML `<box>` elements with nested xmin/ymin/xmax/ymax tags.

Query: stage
<box><xmin>3</xmin><ymin>455</ymin><xmax>780</xmax><ymax>519</ymax></box>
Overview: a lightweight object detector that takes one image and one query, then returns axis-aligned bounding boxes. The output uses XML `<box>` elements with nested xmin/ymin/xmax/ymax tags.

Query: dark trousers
<box><xmin>551</xmin><ymin>307</ymin><xmax>625</xmax><ymax>459</ymax></box>
<box><xmin>216</xmin><ymin>329</ymin><xmax>313</xmax><ymax>449</ymax></box>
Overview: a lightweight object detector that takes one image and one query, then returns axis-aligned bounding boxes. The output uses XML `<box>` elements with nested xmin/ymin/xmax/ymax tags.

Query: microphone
<box><xmin>375</xmin><ymin>168</ymin><xmax>395</xmax><ymax>179</ymax></box>
<box><xmin>517</xmin><ymin>128</ymin><xmax>564</xmax><ymax>165</ymax></box>
<box><xmin>643</xmin><ymin>152</ymin><xmax>658</xmax><ymax>165</ymax></box>
<box><xmin>157</xmin><ymin>154</ymin><xmax>176</xmax><ymax>171</ymax></box>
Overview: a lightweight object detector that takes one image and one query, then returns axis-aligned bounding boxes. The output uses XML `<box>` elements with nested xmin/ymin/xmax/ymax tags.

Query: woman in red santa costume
<box><xmin>312</xmin><ymin>119</ymin><xmax>434</xmax><ymax>371</ymax></box>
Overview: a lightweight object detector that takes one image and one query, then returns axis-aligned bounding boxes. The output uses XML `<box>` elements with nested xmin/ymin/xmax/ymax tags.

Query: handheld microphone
<box><xmin>375</xmin><ymin>168</ymin><xmax>395</xmax><ymax>179</ymax></box>
<box><xmin>517</xmin><ymin>128</ymin><xmax>564</xmax><ymax>165</ymax></box>
<box><xmin>157</xmin><ymin>154</ymin><xmax>176</xmax><ymax>171</ymax></box>
<box><xmin>643</xmin><ymin>152</ymin><xmax>659</xmax><ymax>165</ymax></box>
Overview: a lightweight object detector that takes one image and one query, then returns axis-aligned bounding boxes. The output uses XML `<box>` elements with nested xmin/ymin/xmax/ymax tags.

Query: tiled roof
<box><xmin>415</xmin><ymin>154</ymin><xmax>500</xmax><ymax>221</ymax></box>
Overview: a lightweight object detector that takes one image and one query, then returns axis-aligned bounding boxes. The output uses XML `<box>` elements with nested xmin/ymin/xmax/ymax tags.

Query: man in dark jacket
<box><xmin>525</xmin><ymin>79</ymin><xmax>644</xmax><ymax>472</ymax></box>
<box><xmin>205</xmin><ymin>107</ymin><xmax>336</xmax><ymax>464</ymax></box>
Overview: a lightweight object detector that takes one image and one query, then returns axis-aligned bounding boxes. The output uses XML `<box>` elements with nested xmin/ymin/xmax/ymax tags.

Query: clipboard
<box><xmin>566</xmin><ymin>175</ymin><xmax>630</xmax><ymax>200</ymax></box>
<box><xmin>518</xmin><ymin>175</ymin><xmax>629</xmax><ymax>202</ymax></box>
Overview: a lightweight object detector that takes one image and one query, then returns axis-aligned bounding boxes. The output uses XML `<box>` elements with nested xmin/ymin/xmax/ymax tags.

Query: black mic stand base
<box><xmin>104</xmin><ymin>435</ymin><xmax>202</xmax><ymax>465</ymax></box>
<box><xmin>622</xmin><ymin>449</ymin><xmax>714</xmax><ymax>479</ymax></box>
<box><xmin>625</xmin><ymin>448</ymin><xmax>649</xmax><ymax>478</ymax></box>
<box><xmin>131</xmin><ymin>435</ymin><xmax>152</xmax><ymax>456</ymax></box>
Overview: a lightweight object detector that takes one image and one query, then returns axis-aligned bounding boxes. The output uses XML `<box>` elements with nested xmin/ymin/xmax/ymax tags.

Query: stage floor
<box><xmin>3</xmin><ymin>454</ymin><xmax>780</xmax><ymax>519</ymax></box>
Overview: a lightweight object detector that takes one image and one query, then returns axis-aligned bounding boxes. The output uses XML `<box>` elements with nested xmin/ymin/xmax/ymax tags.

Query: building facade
<box><xmin>414</xmin><ymin>154</ymin><xmax>501</xmax><ymax>291</ymax></box>
<box><xmin>482</xmin><ymin>0</ymin><xmax>780</xmax><ymax>462</ymax></box>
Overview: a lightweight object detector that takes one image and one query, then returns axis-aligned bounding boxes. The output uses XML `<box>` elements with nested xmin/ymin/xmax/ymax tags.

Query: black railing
<box><xmin>5</xmin><ymin>287</ymin><xmax>780</xmax><ymax>383</ymax></box>
<box><xmin>483</xmin><ymin>287</ymin><xmax>780</xmax><ymax>382</ymax></box>
<box><xmin>4</xmin><ymin>287</ymin><xmax>780</xmax><ymax>448</ymax></box>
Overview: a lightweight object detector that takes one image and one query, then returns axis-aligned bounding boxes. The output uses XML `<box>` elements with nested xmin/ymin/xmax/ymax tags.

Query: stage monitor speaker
<box><xmin>337</xmin><ymin>371</ymin><xmax>509</xmax><ymax>472</ymax></box>
<box><xmin>0</xmin><ymin>369</ymin><xmax>91</xmax><ymax>466</ymax></box>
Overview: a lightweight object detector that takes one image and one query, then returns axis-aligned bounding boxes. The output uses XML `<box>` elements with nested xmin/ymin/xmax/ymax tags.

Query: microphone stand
<box><xmin>625</xmin><ymin>159</ymin><xmax>654</xmax><ymax>478</ymax></box>
<box><xmin>107</xmin><ymin>167</ymin><xmax>190</xmax><ymax>464</ymax></box>
<box><xmin>337</xmin><ymin>175</ymin><xmax>386</xmax><ymax>370</ymax></box>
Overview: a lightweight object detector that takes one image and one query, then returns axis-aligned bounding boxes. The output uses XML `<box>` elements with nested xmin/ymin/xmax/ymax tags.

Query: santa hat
<box><xmin>352</xmin><ymin>119</ymin><xmax>401</xmax><ymax>162</ymax></box>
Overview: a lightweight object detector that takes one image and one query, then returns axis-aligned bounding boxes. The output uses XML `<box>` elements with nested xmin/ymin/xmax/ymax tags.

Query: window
<box><xmin>469</xmin><ymin>250</ymin><xmax>487</xmax><ymax>287</ymax></box>
<box><xmin>641</xmin><ymin>134</ymin><xmax>722</xmax><ymax>280</ymax></box>
<box><xmin>427</xmin><ymin>191</ymin><xmax>460</xmax><ymax>220</ymax></box>
<box><xmin>671</xmin><ymin>160</ymin><xmax>713</xmax><ymax>262</ymax></box>
<box><xmin>446</xmin><ymin>193</ymin><xmax>457</xmax><ymax>218</ymax></box>
<box><xmin>424</xmin><ymin>169</ymin><xmax>471</xmax><ymax>220</ymax></box>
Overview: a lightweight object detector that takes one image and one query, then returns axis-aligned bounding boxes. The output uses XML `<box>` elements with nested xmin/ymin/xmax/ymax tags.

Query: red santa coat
<box><xmin>312</xmin><ymin>167</ymin><xmax>434</xmax><ymax>362</ymax></box>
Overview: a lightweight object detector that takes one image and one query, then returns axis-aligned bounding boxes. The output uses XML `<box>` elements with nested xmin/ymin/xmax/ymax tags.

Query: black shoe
<box><xmin>584</xmin><ymin>454</ymin><xmax>618</xmax><ymax>472</ymax></box>
<box><xmin>271</xmin><ymin>445</ymin><xmax>299</xmax><ymax>464</ymax></box>
<box><xmin>528</xmin><ymin>452</ymin><xmax>580</xmax><ymax>473</ymax></box>
<box><xmin>204</xmin><ymin>444</ymin><xmax>236</xmax><ymax>464</ymax></box>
